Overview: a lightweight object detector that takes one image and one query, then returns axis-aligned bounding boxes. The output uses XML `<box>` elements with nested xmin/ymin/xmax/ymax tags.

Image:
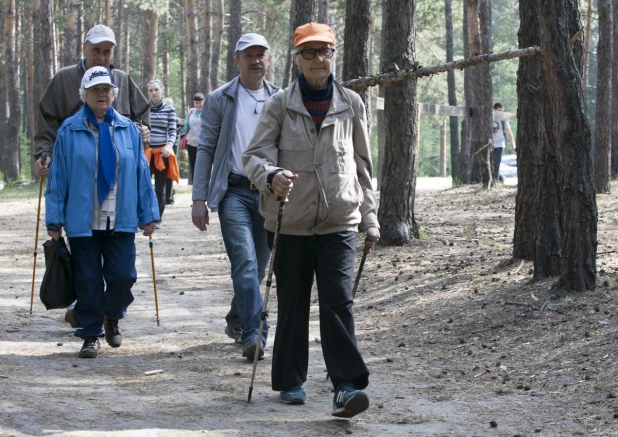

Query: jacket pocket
<box><xmin>327</xmin><ymin>140</ymin><xmax>356</xmax><ymax>174</ymax></box>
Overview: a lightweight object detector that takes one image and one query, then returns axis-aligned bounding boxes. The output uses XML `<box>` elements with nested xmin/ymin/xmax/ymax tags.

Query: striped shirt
<box><xmin>149</xmin><ymin>100</ymin><xmax>177</xmax><ymax>147</ymax></box>
<box><xmin>299</xmin><ymin>73</ymin><xmax>333</xmax><ymax>132</ymax></box>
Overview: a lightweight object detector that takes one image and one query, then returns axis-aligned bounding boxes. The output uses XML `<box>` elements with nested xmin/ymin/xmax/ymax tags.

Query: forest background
<box><xmin>0</xmin><ymin>0</ymin><xmax>564</xmax><ymax>184</ymax></box>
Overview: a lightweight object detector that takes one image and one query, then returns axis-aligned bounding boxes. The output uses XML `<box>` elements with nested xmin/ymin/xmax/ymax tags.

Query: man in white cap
<box><xmin>191</xmin><ymin>33</ymin><xmax>279</xmax><ymax>360</ymax></box>
<box><xmin>34</xmin><ymin>24</ymin><xmax>150</xmax><ymax>178</ymax></box>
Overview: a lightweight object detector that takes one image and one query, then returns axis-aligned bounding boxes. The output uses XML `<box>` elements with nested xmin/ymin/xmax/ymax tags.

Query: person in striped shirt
<box><xmin>145</xmin><ymin>79</ymin><xmax>179</xmax><ymax>224</ymax></box>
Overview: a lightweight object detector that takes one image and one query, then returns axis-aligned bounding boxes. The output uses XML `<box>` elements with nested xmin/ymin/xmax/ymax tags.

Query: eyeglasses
<box><xmin>299</xmin><ymin>48</ymin><xmax>335</xmax><ymax>60</ymax></box>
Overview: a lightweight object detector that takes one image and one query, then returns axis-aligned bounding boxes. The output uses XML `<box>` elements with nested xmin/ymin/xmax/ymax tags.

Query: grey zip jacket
<box><xmin>242</xmin><ymin>79</ymin><xmax>379</xmax><ymax>236</ymax></box>
<box><xmin>192</xmin><ymin>76</ymin><xmax>280</xmax><ymax>210</ymax></box>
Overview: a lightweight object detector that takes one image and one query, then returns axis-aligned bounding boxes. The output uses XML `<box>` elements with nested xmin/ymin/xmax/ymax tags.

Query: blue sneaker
<box><xmin>331</xmin><ymin>382</ymin><xmax>369</xmax><ymax>418</ymax></box>
<box><xmin>280</xmin><ymin>385</ymin><xmax>306</xmax><ymax>404</ymax></box>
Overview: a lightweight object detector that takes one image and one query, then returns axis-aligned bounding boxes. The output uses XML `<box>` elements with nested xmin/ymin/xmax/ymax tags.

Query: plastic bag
<box><xmin>40</xmin><ymin>237</ymin><xmax>76</xmax><ymax>310</ymax></box>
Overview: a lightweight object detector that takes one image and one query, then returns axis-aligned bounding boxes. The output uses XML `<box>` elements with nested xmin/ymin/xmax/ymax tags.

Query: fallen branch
<box><xmin>341</xmin><ymin>46</ymin><xmax>541</xmax><ymax>89</ymax></box>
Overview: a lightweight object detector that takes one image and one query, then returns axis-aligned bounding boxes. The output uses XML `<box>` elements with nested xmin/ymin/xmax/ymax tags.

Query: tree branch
<box><xmin>341</xmin><ymin>46</ymin><xmax>541</xmax><ymax>89</ymax></box>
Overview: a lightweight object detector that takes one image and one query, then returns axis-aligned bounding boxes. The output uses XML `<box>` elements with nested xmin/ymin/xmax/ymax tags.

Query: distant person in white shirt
<box><xmin>492</xmin><ymin>102</ymin><xmax>516</xmax><ymax>181</ymax></box>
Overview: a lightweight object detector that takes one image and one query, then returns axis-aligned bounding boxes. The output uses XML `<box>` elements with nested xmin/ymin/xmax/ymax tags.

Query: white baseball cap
<box><xmin>235</xmin><ymin>33</ymin><xmax>270</xmax><ymax>52</ymax></box>
<box><xmin>81</xmin><ymin>67</ymin><xmax>117</xmax><ymax>89</ymax></box>
<box><xmin>85</xmin><ymin>24</ymin><xmax>117</xmax><ymax>46</ymax></box>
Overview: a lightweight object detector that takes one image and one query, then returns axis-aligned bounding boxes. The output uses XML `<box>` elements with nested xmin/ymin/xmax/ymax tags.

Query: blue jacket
<box><xmin>45</xmin><ymin>107</ymin><xmax>160</xmax><ymax>237</ymax></box>
<box><xmin>191</xmin><ymin>76</ymin><xmax>280</xmax><ymax>211</ymax></box>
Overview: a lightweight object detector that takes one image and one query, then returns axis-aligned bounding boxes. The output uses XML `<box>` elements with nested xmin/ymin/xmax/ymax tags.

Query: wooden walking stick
<box><xmin>29</xmin><ymin>153</ymin><xmax>48</xmax><ymax>314</ymax></box>
<box><xmin>149</xmin><ymin>235</ymin><xmax>160</xmax><ymax>326</ymax></box>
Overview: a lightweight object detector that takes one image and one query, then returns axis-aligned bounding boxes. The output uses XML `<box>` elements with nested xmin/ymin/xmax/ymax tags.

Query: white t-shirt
<box><xmin>492</xmin><ymin>120</ymin><xmax>510</xmax><ymax>149</ymax></box>
<box><xmin>230</xmin><ymin>85</ymin><xmax>266</xmax><ymax>176</ymax></box>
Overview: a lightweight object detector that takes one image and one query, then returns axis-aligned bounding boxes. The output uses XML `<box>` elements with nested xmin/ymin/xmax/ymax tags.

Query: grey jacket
<box><xmin>192</xmin><ymin>76</ymin><xmax>280</xmax><ymax>211</ymax></box>
<box><xmin>243</xmin><ymin>79</ymin><xmax>379</xmax><ymax>236</ymax></box>
<box><xmin>34</xmin><ymin>61</ymin><xmax>150</xmax><ymax>158</ymax></box>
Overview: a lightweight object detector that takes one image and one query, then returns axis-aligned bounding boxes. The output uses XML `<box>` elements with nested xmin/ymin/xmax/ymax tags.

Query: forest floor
<box><xmin>1</xmin><ymin>179</ymin><xmax>617</xmax><ymax>437</ymax></box>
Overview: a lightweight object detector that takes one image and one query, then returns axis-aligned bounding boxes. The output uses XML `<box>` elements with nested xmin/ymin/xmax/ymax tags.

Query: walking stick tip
<box><xmin>247</xmin><ymin>387</ymin><xmax>253</xmax><ymax>403</ymax></box>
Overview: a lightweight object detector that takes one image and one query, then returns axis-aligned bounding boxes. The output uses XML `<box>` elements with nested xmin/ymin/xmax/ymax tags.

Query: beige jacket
<box><xmin>243</xmin><ymin>79</ymin><xmax>379</xmax><ymax>236</ymax></box>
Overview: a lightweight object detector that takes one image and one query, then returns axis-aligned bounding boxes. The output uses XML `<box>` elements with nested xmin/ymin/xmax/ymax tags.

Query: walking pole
<box><xmin>352</xmin><ymin>228</ymin><xmax>378</xmax><ymax>297</ymax></box>
<box><xmin>29</xmin><ymin>153</ymin><xmax>48</xmax><ymax>314</ymax></box>
<box><xmin>149</xmin><ymin>235</ymin><xmax>161</xmax><ymax>326</ymax></box>
<box><xmin>248</xmin><ymin>170</ymin><xmax>293</xmax><ymax>403</ymax></box>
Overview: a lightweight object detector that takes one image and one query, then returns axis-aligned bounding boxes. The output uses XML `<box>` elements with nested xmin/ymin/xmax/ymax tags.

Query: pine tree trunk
<box><xmin>105</xmin><ymin>0</ymin><xmax>111</xmax><ymax>25</ymax></box>
<box><xmin>211</xmin><ymin>0</ymin><xmax>223</xmax><ymax>90</ymax></box>
<box><xmin>612</xmin><ymin>0</ymin><xmax>618</xmax><ymax>177</ymax></box>
<box><xmin>445</xmin><ymin>0</ymin><xmax>460</xmax><ymax>182</ymax></box>
<box><xmin>461</xmin><ymin>0</ymin><xmax>472</xmax><ymax>183</ymax></box>
<box><xmin>282</xmin><ymin>0</ymin><xmax>296</xmax><ymax>88</ymax></box>
<box><xmin>142</xmin><ymin>9</ymin><xmax>158</xmax><ymax>84</ymax></box>
<box><xmin>378</xmin><ymin>0</ymin><xmax>419</xmax><ymax>245</ymax></box>
<box><xmin>2</xmin><ymin>0</ymin><xmax>21</xmax><ymax>183</ymax></box>
<box><xmin>65</xmin><ymin>0</ymin><xmax>79</xmax><ymax>67</ymax></box>
<box><xmin>25</xmin><ymin>3</ymin><xmax>35</xmax><ymax>178</ymax></box>
<box><xmin>537</xmin><ymin>0</ymin><xmax>597</xmax><ymax>291</ymax></box>
<box><xmin>582</xmin><ymin>0</ymin><xmax>593</xmax><ymax>103</ymax></box>
<box><xmin>377</xmin><ymin>0</ymin><xmax>386</xmax><ymax>190</ymax></box>
<box><xmin>514</xmin><ymin>0</ymin><xmax>546</xmax><ymax>263</ymax></box>
<box><xmin>291</xmin><ymin>0</ymin><xmax>315</xmax><ymax>82</ymax></box>
<box><xmin>185</xmin><ymin>0</ymin><xmax>200</xmax><ymax>99</ymax></box>
<box><xmin>467</xmin><ymin>0</ymin><xmax>493</xmax><ymax>185</ymax></box>
<box><xmin>116</xmin><ymin>0</ymin><xmax>124</xmax><ymax>70</ymax></box>
<box><xmin>201</xmin><ymin>0</ymin><xmax>212</xmax><ymax>94</ymax></box>
<box><xmin>226</xmin><ymin>0</ymin><xmax>241</xmax><ymax>82</ymax></box>
<box><xmin>318</xmin><ymin>0</ymin><xmax>329</xmax><ymax>23</ymax></box>
<box><xmin>342</xmin><ymin>0</ymin><xmax>371</xmax><ymax>111</ymax></box>
<box><xmin>594</xmin><ymin>0</ymin><xmax>612</xmax><ymax>194</ymax></box>
<box><xmin>123</xmin><ymin>10</ymin><xmax>130</xmax><ymax>74</ymax></box>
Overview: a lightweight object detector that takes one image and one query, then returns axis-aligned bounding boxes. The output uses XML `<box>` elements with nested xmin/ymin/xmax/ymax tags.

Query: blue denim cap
<box><xmin>235</xmin><ymin>33</ymin><xmax>270</xmax><ymax>52</ymax></box>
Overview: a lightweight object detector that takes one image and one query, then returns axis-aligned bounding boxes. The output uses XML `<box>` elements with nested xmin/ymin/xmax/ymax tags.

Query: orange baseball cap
<box><xmin>294</xmin><ymin>22</ymin><xmax>335</xmax><ymax>49</ymax></box>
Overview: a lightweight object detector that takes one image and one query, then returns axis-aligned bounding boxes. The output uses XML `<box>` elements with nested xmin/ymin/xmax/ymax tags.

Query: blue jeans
<box><xmin>69</xmin><ymin>231</ymin><xmax>137</xmax><ymax>338</ymax></box>
<box><xmin>218</xmin><ymin>186</ymin><xmax>270</xmax><ymax>347</ymax></box>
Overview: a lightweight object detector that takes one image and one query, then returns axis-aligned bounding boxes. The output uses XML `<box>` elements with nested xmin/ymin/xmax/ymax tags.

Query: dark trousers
<box><xmin>150</xmin><ymin>153</ymin><xmax>169</xmax><ymax>218</ymax></box>
<box><xmin>165</xmin><ymin>178</ymin><xmax>174</xmax><ymax>204</ymax></box>
<box><xmin>493</xmin><ymin>147</ymin><xmax>504</xmax><ymax>180</ymax></box>
<box><xmin>268</xmin><ymin>231</ymin><xmax>369</xmax><ymax>391</ymax></box>
<box><xmin>187</xmin><ymin>145</ymin><xmax>198</xmax><ymax>186</ymax></box>
<box><xmin>70</xmin><ymin>231</ymin><xmax>137</xmax><ymax>338</ymax></box>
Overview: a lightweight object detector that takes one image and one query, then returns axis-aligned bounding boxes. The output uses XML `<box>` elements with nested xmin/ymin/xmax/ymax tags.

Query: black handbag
<box><xmin>39</xmin><ymin>237</ymin><xmax>76</xmax><ymax>310</ymax></box>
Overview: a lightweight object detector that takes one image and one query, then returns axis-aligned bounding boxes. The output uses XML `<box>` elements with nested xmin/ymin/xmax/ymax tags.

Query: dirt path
<box><xmin>1</xmin><ymin>182</ymin><xmax>617</xmax><ymax>437</ymax></box>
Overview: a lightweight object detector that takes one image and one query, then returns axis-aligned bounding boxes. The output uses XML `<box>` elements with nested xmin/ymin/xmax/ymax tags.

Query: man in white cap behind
<box><xmin>191</xmin><ymin>33</ymin><xmax>279</xmax><ymax>360</ymax></box>
<box><xmin>34</xmin><ymin>24</ymin><xmax>150</xmax><ymax>178</ymax></box>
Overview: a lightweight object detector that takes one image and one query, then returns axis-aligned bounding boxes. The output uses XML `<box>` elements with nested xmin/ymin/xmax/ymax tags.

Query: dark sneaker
<box><xmin>331</xmin><ymin>382</ymin><xmax>369</xmax><ymax>418</ymax></box>
<box><xmin>224</xmin><ymin>325</ymin><xmax>243</xmax><ymax>345</ymax></box>
<box><xmin>280</xmin><ymin>385</ymin><xmax>306</xmax><ymax>404</ymax></box>
<box><xmin>64</xmin><ymin>308</ymin><xmax>80</xmax><ymax>328</ymax></box>
<box><xmin>242</xmin><ymin>340</ymin><xmax>264</xmax><ymax>361</ymax></box>
<box><xmin>79</xmin><ymin>337</ymin><xmax>100</xmax><ymax>358</ymax></box>
<box><xmin>103</xmin><ymin>317</ymin><xmax>122</xmax><ymax>348</ymax></box>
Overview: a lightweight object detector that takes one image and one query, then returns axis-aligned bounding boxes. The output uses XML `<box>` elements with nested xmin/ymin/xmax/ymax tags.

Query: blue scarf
<box><xmin>84</xmin><ymin>104</ymin><xmax>116</xmax><ymax>206</ymax></box>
